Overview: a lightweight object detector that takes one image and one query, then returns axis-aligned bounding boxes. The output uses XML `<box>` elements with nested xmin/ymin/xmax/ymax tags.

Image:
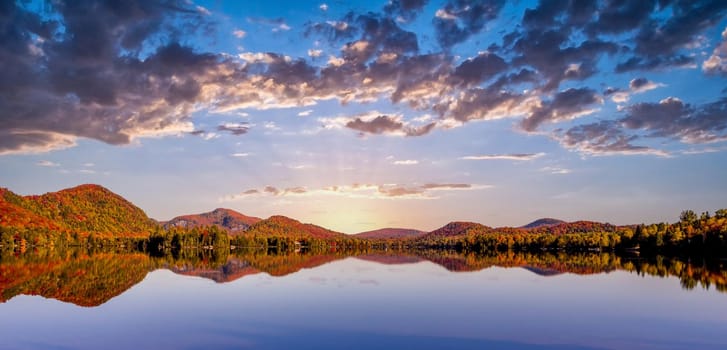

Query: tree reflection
<box><xmin>2</xmin><ymin>247</ymin><xmax>726</xmax><ymax>307</ymax></box>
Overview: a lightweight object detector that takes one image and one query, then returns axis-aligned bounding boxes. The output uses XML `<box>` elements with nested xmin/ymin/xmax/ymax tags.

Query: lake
<box><xmin>1</xmin><ymin>249</ymin><xmax>726</xmax><ymax>350</ymax></box>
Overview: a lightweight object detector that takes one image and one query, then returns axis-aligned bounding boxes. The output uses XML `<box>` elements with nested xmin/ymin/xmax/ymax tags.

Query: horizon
<box><xmin>3</xmin><ymin>181</ymin><xmax>713</xmax><ymax>234</ymax></box>
<box><xmin>1</xmin><ymin>1</ymin><xmax>726</xmax><ymax>233</ymax></box>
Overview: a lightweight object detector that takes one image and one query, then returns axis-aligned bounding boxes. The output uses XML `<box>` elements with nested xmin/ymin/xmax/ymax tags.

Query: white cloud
<box><xmin>435</xmin><ymin>9</ymin><xmax>457</xmax><ymax>20</ymax></box>
<box><xmin>232</xmin><ymin>29</ymin><xmax>247</xmax><ymax>39</ymax></box>
<box><xmin>393</xmin><ymin>159</ymin><xmax>418</xmax><ymax>165</ymax></box>
<box><xmin>231</xmin><ymin>152</ymin><xmax>250</xmax><ymax>157</ymax></box>
<box><xmin>319</xmin><ymin>3</ymin><xmax>328</xmax><ymax>11</ymax></box>
<box><xmin>540</xmin><ymin>166</ymin><xmax>571</xmax><ymax>175</ymax></box>
<box><xmin>202</xmin><ymin>132</ymin><xmax>219</xmax><ymax>140</ymax></box>
<box><xmin>703</xmin><ymin>27</ymin><xmax>727</xmax><ymax>75</ymax></box>
<box><xmin>196</xmin><ymin>6</ymin><xmax>211</xmax><ymax>16</ymax></box>
<box><xmin>298</xmin><ymin>109</ymin><xmax>314</xmax><ymax>117</ymax></box>
<box><xmin>460</xmin><ymin>153</ymin><xmax>545</xmax><ymax>161</ymax></box>
<box><xmin>36</xmin><ymin>160</ymin><xmax>59</xmax><ymax>167</ymax></box>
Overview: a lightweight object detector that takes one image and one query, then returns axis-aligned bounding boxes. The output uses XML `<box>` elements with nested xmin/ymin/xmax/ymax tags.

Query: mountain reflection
<box><xmin>2</xmin><ymin>247</ymin><xmax>726</xmax><ymax>307</ymax></box>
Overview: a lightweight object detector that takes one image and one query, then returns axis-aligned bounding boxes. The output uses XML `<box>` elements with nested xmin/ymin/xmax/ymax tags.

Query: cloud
<box><xmin>0</xmin><ymin>1</ymin><xmax>212</xmax><ymax>155</ymax></box>
<box><xmin>233</xmin><ymin>29</ymin><xmax>247</xmax><ymax>38</ymax></box>
<box><xmin>231</xmin><ymin>153</ymin><xmax>250</xmax><ymax>157</ymax></box>
<box><xmin>420</xmin><ymin>183</ymin><xmax>473</xmax><ymax>189</ymax></box>
<box><xmin>556</xmin><ymin>121</ymin><xmax>670</xmax><ymax>157</ymax></box>
<box><xmin>460</xmin><ymin>153</ymin><xmax>545</xmax><ymax>161</ymax></box>
<box><xmin>433</xmin><ymin>0</ymin><xmax>505</xmax><ymax>49</ymax></box>
<box><xmin>629</xmin><ymin>78</ymin><xmax>662</xmax><ymax>93</ymax></box>
<box><xmin>540</xmin><ymin>167</ymin><xmax>571</xmax><ymax>175</ymax></box>
<box><xmin>222</xmin><ymin>182</ymin><xmax>488</xmax><ymax>201</ymax></box>
<box><xmin>393</xmin><ymin>159</ymin><xmax>418</xmax><ymax>165</ymax></box>
<box><xmin>520</xmin><ymin>88</ymin><xmax>603</xmax><ymax>132</ymax></box>
<box><xmin>384</xmin><ymin>0</ymin><xmax>428</xmax><ymax>21</ymax></box>
<box><xmin>2</xmin><ymin>0</ymin><xmax>726</xmax><ymax>158</ymax></box>
<box><xmin>703</xmin><ymin>27</ymin><xmax>727</xmax><ymax>76</ymax></box>
<box><xmin>321</xmin><ymin>112</ymin><xmax>436</xmax><ymax>137</ymax></box>
<box><xmin>217</xmin><ymin>123</ymin><xmax>250</xmax><ymax>136</ymax></box>
<box><xmin>320</xmin><ymin>4</ymin><xmax>328</xmax><ymax>11</ymax></box>
<box><xmin>36</xmin><ymin>160</ymin><xmax>60</xmax><ymax>167</ymax></box>
<box><xmin>298</xmin><ymin>110</ymin><xmax>314</xmax><ymax>117</ymax></box>
<box><xmin>553</xmin><ymin>94</ymin><xmax>727</xmax><ymax>156</ymax></box>
<box><xmin>605</xmin><ymin>78</ymin><xmax>664</xmax><ymax>103</ymax></box>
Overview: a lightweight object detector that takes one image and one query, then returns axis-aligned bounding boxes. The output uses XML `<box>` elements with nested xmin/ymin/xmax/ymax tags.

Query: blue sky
<box><xmin>1</xmin><ymin>0</ymin><xmax>726</xmax><ymax>233</ymax></box>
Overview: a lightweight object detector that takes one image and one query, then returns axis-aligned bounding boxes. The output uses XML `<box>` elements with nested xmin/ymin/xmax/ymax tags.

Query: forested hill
<box><xmin>0</xmin><ymin>184</ymin><xmax>156</xmax><ymax>237</ymax></box>
<box><xmin>162</xmin><ymin>208</ymin><xmax>261</xmax><ymax>235</ymax></box>
<box><xmin>245</xmin><ymin>215</ymin><xmax>345</xmax><ymax>239</ymax></box>
<box><xmin>354</xmin><ymin>228</ymin><xmax>425</xmax><ymax>239</ymax></box>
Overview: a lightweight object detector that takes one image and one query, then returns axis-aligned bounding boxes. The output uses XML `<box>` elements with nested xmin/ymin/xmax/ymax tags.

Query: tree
<box><xmin>680</xmin><ymin>210</ymin><xmax>697</xmax><ymax>225</ymax></box>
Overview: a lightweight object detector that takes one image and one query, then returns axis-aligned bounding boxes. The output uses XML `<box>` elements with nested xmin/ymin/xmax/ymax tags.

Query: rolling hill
<box><xmin>521</xmin><ymin>218</ymin><xmax>566</xmax><ymax>229</ymax></box>
<box><xmin>354</xmin><ymin>228</ymin><xmax>425</xmax><ymax>239</ymax></box>
<box><xmin>0</xmin><ymin>184</ymin><xmax>156</xmax><ymax>237</ymax></box>
<box><xmin>162</xmin><ymin>208</ymin><xmax>261</xmax><ymax>235</ymax></box>
<box><xmin>422</xmin><ymin>221</ymin><xmax>493</xmax><ymax>238</ymax></box>
<box><xmin>245</xmin><ymin>215</ymin><xmax>345</xmax><ymax>239</ymax></box>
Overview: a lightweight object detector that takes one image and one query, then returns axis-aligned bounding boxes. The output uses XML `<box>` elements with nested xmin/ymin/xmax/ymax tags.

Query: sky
<box><xmin>1</xmin><ymin>0</ymin><xmax>726</xmax><ymax>233</ymax></box>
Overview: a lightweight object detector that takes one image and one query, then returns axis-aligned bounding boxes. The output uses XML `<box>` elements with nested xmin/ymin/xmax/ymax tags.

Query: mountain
<box><xmin>422</xmin><ymin>221</ymin><xmax>492</xmax><ymax>238</ymax></box>
<box><xmin>533</xmin><ymin>220</ymin><xmax>618</xmax><ymax>235</ymax></box>
<box><xmin>354</xmin><ymin>228</ymin><xmax>425</xmax><ymax>239</ymax></box>
<box><xmin>521</xmin><ymin>218</ymin><xmax>566</xmax><ymax>229</ymax></box>
<box><xmin>1</xmin><ymin>184</ymin><xmax>156</xmax><ymax>237</ymax></box>
<box><xmin>162</xmin><ymin>208</ymin><xmax>261</xmax><ymax>235</ymax></box>
<box><xmin>245</xmin><ymin>215</ymin><xmax>345</xmax><ymax>239</ymax></box>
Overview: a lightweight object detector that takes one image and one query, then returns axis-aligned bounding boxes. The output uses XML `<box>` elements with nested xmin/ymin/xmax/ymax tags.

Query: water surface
<box><xmin>1</xmin><ymin>250</ymin><xmax>726</xmax><ymax>350</ymax></box>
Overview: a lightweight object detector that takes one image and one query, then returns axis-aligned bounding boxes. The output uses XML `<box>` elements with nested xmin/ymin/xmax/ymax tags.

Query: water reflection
<box><xmin>2</xmin><ymin>247</ymin><xmax>726</xmax><ymax>307</ymax></box>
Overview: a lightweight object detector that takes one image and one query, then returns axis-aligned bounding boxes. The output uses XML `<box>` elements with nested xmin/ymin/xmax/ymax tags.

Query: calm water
<box><xmin>1</xmin><ymin>250</ymin><xmax>727</xmax><ymax>350</ymax></box>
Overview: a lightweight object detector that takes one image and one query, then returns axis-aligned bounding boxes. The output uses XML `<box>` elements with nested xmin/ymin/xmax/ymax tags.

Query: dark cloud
<box><xmin>304</xmin><ymin>12</ymin><xmax>358</xmax><ymax>42</ymax></box>
<box><xmin>558</xmin><ymin>95</ymin><xmax>727</xmax><ymax>155</ymax></box>
<box><xmin>521</xmin><ymin>88</ymin><xmax>602</xmax><ymax>132</ymax></box>
<box><xmin>263</xmin><ymin>186</ymin><xmax>279</xmax><ymax>195</ymax></box>
<box><xmin>615</xmin><ymin>54</ymin><xmax>693</xmax><ymax>72</ymax></box>
<box><xmin>511</xmin><ymin>29</ymin><xmax>619</xmax><ymax>91</ymax></box>
<box><xmin>558</xmin><ymin>121</ymin><xmax>662</xmax><ymax>156</ymax></box>
<box><xmin>523</xmin><ymin>0</ymin><xmax>598</xmax><ymax>29</ymax></box>
<box><xmin>384</xmin><ymin>0</ymin><xmax>428</xmax><ymax>21</ymax></box>
<box><xmin>421</xmin><ymin>183</ymin><xmax>471</xmax><ymax>189</ymax></box>
<box><xmin>451</xmin><ymin>52</ymin><xmax>508</xmax><ymax>87</ymax></box>
<box><xmin>217</xmin><ymin>123</ymin><xmax>250</xmax><ymax>136</ymax></box>
<box><xmin>346</xmin><ymin>115</ymin><xmax>402</xmax><ymax>134</ymax></box>
<box><xmin>379</xmin><ymin>186</ymin><xmax>425</xmax><ymax>197</ymax></box>
<box><xmin>0</xmin><ymin>0</ymin><xmax>218</xmax><ymax>154</ymax></box>
<box><xmin>433</xmin><ymin>0</ymin><xmax>505</xmax><ymax>49</ymax></box>
<box><xmin>616</xmin><ymin>1</ymin><xmax>727</xmax><ymax>72</ymax></box>
<box><xmin>622</xmin><ymin>97</ymin><xmax>727</xmax><ymax>143</ymax></box>
<box><xmin>629</xmin><ymin>78</ymin><xmax>650</xmax><ymax>90</ymax></box>
<box><xmin>2</xmin><ymin>0</ymin><xmax>725</xmax><ymax>158</ymax></box>
<box><xmin>344</xmin><ymin>115</ymin><xmax>436</xmax><ymax>137</ymax></box>
<box><xmin>586</xmin><ymin>0</ymin><xmax>656</xmax><ymax>35</ymax></box>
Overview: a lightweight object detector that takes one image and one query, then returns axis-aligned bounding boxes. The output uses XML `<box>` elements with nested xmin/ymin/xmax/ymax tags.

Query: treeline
<box><xmin>2</xmin><ymin>208</ymin><xmax>727</xmax><ymax>258</ymax></box>
<box><xmin>414</xmin><ymin>209</ymin><xmax>727</xmax><ymax>255</ymax></box>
